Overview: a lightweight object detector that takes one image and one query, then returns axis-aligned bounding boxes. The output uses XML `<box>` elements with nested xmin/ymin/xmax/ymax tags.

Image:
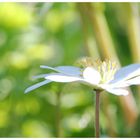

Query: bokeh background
<box><xmin>0</xmin><ymin>2</ymin><xmax>140</xmax><ymax>137</ymax></box>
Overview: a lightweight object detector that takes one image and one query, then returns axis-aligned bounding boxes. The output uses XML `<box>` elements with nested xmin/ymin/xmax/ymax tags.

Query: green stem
<box><xmin>95</xmin><ymin>90</ymin><xmax>101</xmax><ymax>138</ymax></box>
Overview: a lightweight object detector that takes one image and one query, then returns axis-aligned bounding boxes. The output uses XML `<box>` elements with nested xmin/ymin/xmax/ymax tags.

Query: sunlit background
<box><xmin>0</xmin><ymin>2</ymin><xmax>140</xmax><ymax>137</ymax></box>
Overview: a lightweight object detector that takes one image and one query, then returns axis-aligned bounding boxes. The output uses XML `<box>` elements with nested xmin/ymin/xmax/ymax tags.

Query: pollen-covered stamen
<box><xmin>76</xmin><ymin>57</ymin><xmax>94</xmax><ymax>68</ymax></box>
<box><xmin>77</xmin><ymin>57</ymin><xmax>117</xmax><ymax>84</ymax></box>
<box><xmin>97</xmin><ymin>60</ymin><xmax>117</xmax><ymax>84</ymax></box>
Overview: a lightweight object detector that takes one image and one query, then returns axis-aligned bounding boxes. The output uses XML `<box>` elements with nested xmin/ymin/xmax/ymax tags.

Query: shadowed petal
<box><xmin>110</xmin><ymin>64</ymin><xmax>140</xmax><ymax>84</ymax></box>
<box><xmin>105</xmin><ymin>88</ymin><xmax>129</xmax><ymax>96</ymax></box>
<box><xmin>126</xmin><ymin>76</ymin><xmax>140</xmax><ymax>85</ymax></box>
<box><xmin>40</xmin><ymin>65</ymin><xmax>81</xmax><ymax>76</ymax></box>
<box><xmin>24</xmin><ymin>80</ymin><xmax>51</xmax><ymax>94</ymax></box>
<box><xmin>45</xmin><ymin>73</ymin><xmax>83</xmax><ymax>82</ymax></box>
<box><xmin>109</xmin><ymin>75</ymin><xmax>140</xmax><ymax>88</ymax></box>
<box><xmin>83</xmin><ymin>67</ymin><xmax>101</xmax><ymax>85</ymax></box>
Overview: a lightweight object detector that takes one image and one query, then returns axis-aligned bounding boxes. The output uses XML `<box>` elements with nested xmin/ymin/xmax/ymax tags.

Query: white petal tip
<box><xmin>40</xmin><ymin>65</ymin><xmax>44</xmax><ymax>68</ymax></box>
<box><xmin>24</xmin><ymin>80</ymin><xmax>51</xmax><ymax>94</ymax></box>
<box><xmin>24</xmin><ymin>90</ymin><xmax>29</xmax><ymax>94</ymax></box>
<box><xmin>24</xmin><ymin>88</ymin><xmax>31</xmax><ymax>94</ymax></box>
<box><xmin>24</xmin><ymin>86</ymin><xmax>35</xmax><ymax>94</ymax></box>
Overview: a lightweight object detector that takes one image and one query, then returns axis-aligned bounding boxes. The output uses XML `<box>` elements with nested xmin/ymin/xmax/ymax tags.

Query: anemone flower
<box><xmin>25</xmin><ymin>59</ymin><xmax>140</xmax><ymax>95</ymax></box>
<box><xmin>25</xmin><ymin>58</ymin><xmax>140</xmax><ymax>137</ymax></box>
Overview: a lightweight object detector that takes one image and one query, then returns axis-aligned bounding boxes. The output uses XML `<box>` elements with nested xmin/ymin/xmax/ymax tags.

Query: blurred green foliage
<box><xmin>0</xmin><ymin>2</ymin><xmax>140</xmax><ymax>137</ymax></box>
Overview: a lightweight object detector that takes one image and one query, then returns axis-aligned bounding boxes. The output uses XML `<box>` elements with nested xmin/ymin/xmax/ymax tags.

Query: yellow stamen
<box><xmin>78</xmin><ymin>57</ymin><xmax>117</xmax><ymax>84</ymax></box>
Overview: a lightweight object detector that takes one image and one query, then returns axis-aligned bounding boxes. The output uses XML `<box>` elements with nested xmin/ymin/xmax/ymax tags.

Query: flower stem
<box><xmin>95</xmin><ymin>90</ymin><xmax>101</xmax><ymax>138</ymax></box>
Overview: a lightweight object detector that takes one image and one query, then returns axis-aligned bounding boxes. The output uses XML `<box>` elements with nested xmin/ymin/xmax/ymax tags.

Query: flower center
<box><xmin>95</xmin><ymin>59</ymin><xmax>117</xmax><ymax>84</ymax></box>
<box><xmin>78</xmin><ymin>57</ymin><xmax>117</xmax><ymax>84</ymax></box>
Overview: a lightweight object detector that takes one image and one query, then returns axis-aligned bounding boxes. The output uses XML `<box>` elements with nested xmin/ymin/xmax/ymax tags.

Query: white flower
<box><xmin>25</xmin><ymin>60</ymin><xmax>140</xmax><ymax>96</ymax></box>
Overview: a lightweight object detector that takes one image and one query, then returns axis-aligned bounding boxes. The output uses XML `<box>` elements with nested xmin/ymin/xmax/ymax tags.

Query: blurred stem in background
<box><xmin>52</xmin><ymin>85</ymin><xmax>62</xmax><ymax>137</ymax></box>
<box><xmin>125</xmin><ymin>3</ymin><xmax>140</xmax><ymax>108</ymax></box>
<box><xmin>126</xmin><ymin>3</ymin><xmax>140</xmax><ymax>63</ymax></box>
<box><xmin>56</xmin><ymin>91</ymin><xmax>61</xmax><ymax>137</ymax></box>
<box><xmin>77</xmin><ymin>4</ymin><xmax>100</xmax><ymax>59</ymax></box>
<box><xmin>77</xmin><ymin>4</ymin><xmax>90</xmax><ymax>56</ymax></box>
<box><xmin>83</xmin><ymin>3</ymin><xmax>119</xmax><ymax>62</ymax></box>
<box><xmin>78</xmin><ymin>2</ymin><xmax>138</xmax><ymax>135</ymax></box>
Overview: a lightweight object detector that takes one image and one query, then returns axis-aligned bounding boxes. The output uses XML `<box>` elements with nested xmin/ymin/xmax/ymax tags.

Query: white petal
<box><xmin>108</xmin><ymin>82</ymin><xmax>129</xmax><ymax>88</ymax></box>
<box><xmin>104</xmin><ymin>88</ymin><xmax>129</xmax><ymax>96</ymax></box>
<box><xmin>40</xmin><ymin>65</ymin><xmax>81</xmax><ymax>76</ymax></box>
<box><xmin>109</xmin><ymin>75</ymin><xmax>140</xmax><ymax>88</ymax></box>
<box><xmin>32</xmin><ymin>74</ymin><xmax>49</xmax><ymax>79</ymax></box>
<box><xmin>24</xmin><ymin>80</ymin><xmax>51</xmax><ymax>94</ymax></box>
<box><xmin>45</xmin><ymin>73</ymin><xmax>83</xmax><ymax>82</ymax></box>
<box><xmin>110</xmin><ymin>64</ymin><xmax>140</xmax><ymax>84</ymax></box>
<box><xmin>83</xmin><ymin>67</ymin><xmax>101</xmax><ymax>85</ymax></box>
<box><xmin>126</xmin><ymin>76</ymin><xmax>140</xmax><ymax>85</ymax></box>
